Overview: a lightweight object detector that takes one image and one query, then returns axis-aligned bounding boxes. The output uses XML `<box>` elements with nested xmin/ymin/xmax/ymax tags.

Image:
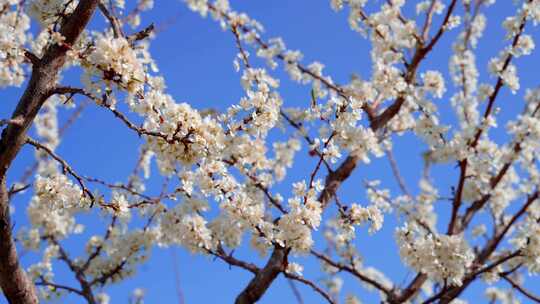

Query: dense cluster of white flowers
<box><xmin>511</xmin><ymin>219</ymin><xmax>540</xmax><ymax>273</ymax></box>
<box><xmin>396</xmin><ymin>225</ymin><xmax>474</xmax><ymax>286</ymax></box>
<box><xmin>0</xmin><ymin>1</ymin><xmax>30</xmax><ymax>87</ymax></box>
<box><xmin>4</xmin><ymin>0</ymin><xmax>540</xmax><ymax>302</ymax></box>
<box><xmin>421</xmin><ymin>71</ymin><xmax>446</xmax><ymax>98</ymax></box>
<box><xmin>275</xmin><ymin>181</ymin><xmax>322</xmax><ymax>252</ymax></box>
<box><xmin>82</xmin><ymin>32</ymin><xmax>146</xmax><ymax>99</ymax></box>
<box><xmin>28</xmin><ymin>0</ymin><xmax>76</xmax><ymax>27</ymax></box>
<box><xmin>25</xmin><ymin>174</ymin><xmax>87</xmax><ymax>238</ymax></box>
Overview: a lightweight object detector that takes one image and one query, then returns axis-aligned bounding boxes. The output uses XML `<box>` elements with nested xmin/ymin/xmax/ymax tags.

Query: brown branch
<box><xmin>460</xmin><ymin>98</ymin><xmax>540</xmax><ymax>230</ymax></box>
<box><xmin>84</xmin><ymin>176</ymin><xmax>153</xmax><ymax>201</ymax></box>
<box><xmin>286</xmin><ymin>278</ymin><xmax>304</xmax><ymax>304</ymax></box>
<box><xmin>52</xmin><ymin>87</ymin><xmax>199</xmax><ymax>149</ymax></box>
<box><xmin>478</xmin><ymin>191</ymin><xmax>539</xmax><ymax>261</ymax></box>
<box><xmin>0</xmin><ymin>1</ymin><xmax>100</xmax><ymax>303</ymax></box>
<box><xmin>98</xmin><ymin>2</ymin><xmax>123</xmax><ymax>38</ymax></box>
<box><xmin>170</xmin><ymin>249</ymin><xmax>186</xmax><ymax>304</ymax></box>
<box><xmin>501</xmin><ymin>274</ymin><xmax>540</xmax><ymax>303</ymax></box>
<box><xmin>26</xmin><ymin>137</ymin><xmax>96</xmax><ymax>202</ymax></box>
<box><xmin>23</xmin><ymin>49</ymin><xmax>40</xmax><ymax>66</ymax></box>
<box><xmin>89</xmin><ymin>258</ymin><xmax>129</xmax><ymax>287</ymax></box>
<box><xmin>280</xmin><ymin>111</ymin><xmax>330</xmax><ymax>171</ymax></box>
<box><xmin>208</xmin><ymin>246</ymin><xmax>331</xmax><ymax>304</ymax></box>
<box><xmin>386</xmin><ymin>149</ymin><xmax>411</xmax><ymax>197</ymax></box>
<box><xmin>127</xmin><ymin>23</ymin><xmax>155</xmax><ymax>44</ymax></box>
<box><xmin>35</xmin><ymin>277</ymin><xmax>84</xmax><ymax>297</ymax></box>
<box><xmin>421</xmin><ymin>0</ymin><xmax>438</xmax><ymax>42</ymax></box>
<box><xmin>0</xmin><ymin>117</ymin><xmax>24</xmax><ymax>127</ymax></box>
<box><xmin>448</xmin><ymin>3</ymin><xmax>530</xmax><ymax>235</ymax></box>
<box><xmin>311</xmin><ymin>250</ymin><xmax>394</xmax><ymax>298</ymax></box>
<box><xmin>18</xmin><ymin>100</ymin><xmax>89</xmax><ymax>187</ymax></box>
<box><xmin>235</xmin><ymin>246</ymin><xmax>289</xmax><ymax>304</ymax></box>
<box><xmin>422</xmin><ymin>251</ymin><xmax>521</xmax><ymax>304</ymax></box>
<box><xmin>284</xmin><ymin>273</ymin><xmax>335</xmax><ymax>304</ymax></box>
<box><xmin>80</xmin><ymin>216</ymin><xmax>117</xmax><ymax>273</ymax></box>
<box><xmin>47</xmin><ymin>236</ymin><xmax>97</xmax><ymax>304</ymax></box>
<box><xmin>0</xmin><ymin>177</ymin><xmax>39</xmax><ymax>304</ymax></box>
<box><xmin>208</xmin><ymin>246</ymin><xmax>260</xmax><ymax>275</ymax></box>
<box><xmin>8</xmin><ymin>183</ymin><xmax>31</xmax><ymax>199</ymax></box>
<box><xmin>470</xmin><ymin>251</ymin><xmax>521</xmax><ymax>278</ymax></box>
<box><xmin>390</xmin><ymin>273</ymin><xmax>427</xmax><ymax>304</ymax></box>
<box><xmin>229</xmin><ymin>0</ymin><xmax>459</xmax><ymax>299</ymax></box>
<box><xmin>423</xmin><ymin>192</ymin><xmax>538</xmax><ymax>303</ymax></box>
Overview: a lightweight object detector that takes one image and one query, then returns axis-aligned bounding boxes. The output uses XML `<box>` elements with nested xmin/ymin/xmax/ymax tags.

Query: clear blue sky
<box><xmin>2</xmin><ymin>1</ymin><xmax>540</xmax><ymax>303</ymax></box>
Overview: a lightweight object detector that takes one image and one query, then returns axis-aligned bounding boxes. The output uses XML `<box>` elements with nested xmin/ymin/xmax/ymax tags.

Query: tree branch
<box><xmin>501</xmin><ymin>274</ymin><xmax>540</xmax><ymax>303</ymax></box>
<box><xmin>235</xmin><ymin>246</ymin><xmax>289</xmax><ymax>304</ymax></box>
<box><xmin>25</xmin><ymin>137</ymin><xmax>95</xmax><ymax>202</ymax></box>
<box><xmin>311</xmin><ymin>250</ymin><xmax>394</xmax><ymax>298</ymax></box>
<box><xmin>35</xmin><ymin>277</ymin><xmax>84</xmax><ymax>297</ymax></box>
<box><xmin>0</xmin><ymin>1</ymin><xmax>100</xmax><ymax>303</ymax></box>
<box><xmin>284</xmin><ymin>273</ymin><xmax>335</xmax><ymax>304</ymax></box>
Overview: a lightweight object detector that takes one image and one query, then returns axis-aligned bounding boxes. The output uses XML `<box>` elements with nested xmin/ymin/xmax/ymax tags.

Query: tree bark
<box><xmin>235</xmin><ymin>247</ymin><xmax>288</xmax><ymax>304</ymax></box>
<box><xmin>0</xmin><ymin>177</ymin><xmax>38</xmax><ymax>304</ymax></box>
<box><xmin>0</xmin><ymin>1</ymin><xmax>99</xmax><ymax>303</ymax></box>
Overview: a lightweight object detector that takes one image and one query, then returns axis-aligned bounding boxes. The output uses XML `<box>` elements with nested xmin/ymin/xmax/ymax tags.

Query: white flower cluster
<box><xmin>26</xmin><ymin>174</ymin><xmax>89</xmax><ymax>238</ymax></box>
<box><xmin>34</xmin><ymin>174</ymin><xmax>86</xmax><ymax>210</ymax></box>
<box><xmin>489</xmin><ymin>54</ymin><xmax>520</xmax><ymax>93</ymax></box>
<box><xmin>82</xmin><ymin>32</ymin><xmax>146</xmax><ymax>98</ymax></box>
<box><xmin>276</xmin><ymin>181</ymin><xmax>322</xmax><ymax>253</ymax></box>
<box><xmin>512</xmin><ymin>220</ymin><xmax>540</xmax><ymax>273</ymax></box>
<box><xmin>421</xmin><ymin>71</ymin><xmax>446</xmax><ymax>98</ymax></box>
<box><xmin>33</xmin><ymin>98</ymin><xmax>62</xmax><ymax>175</ymax></box>
<box><xmin>349</xmin><ymin>204</ymin><xmax>384</xmax><ymax>234</ymax></box>
<box><xmin>9</xmin><ymin>0</ymin><xmax>540</xmax><ymax>302</ymax></box>
<box><xmin>27</xmin><ymin>244</ymin><xmax>59</xmax><ymax>292</ymax></box>
<box><xmin>157</xmin><ymin>197</ymin><xmax>214</xmax><ymax>253</ymax></box>
<box><xmin>461</xmin><ymin>140</ymin><xmax>518</xmax><ymax>210</ymax></box>
<box><xmin>28</xmin><ymin>0</ymin><xmax>77</xmax><ymax>27</ymax></box>
<box><xmin>142</xmin><ymin>97</ymin><xmax>225</xmax><ymax>171</ymax></box>
<box><xmin>0</xmin><ymin>1</ymin><xmax>30</xmax><ymax>87</ymax></box>
<box><xmin>230</xmin><ymin>68</ymin><xmax>283</xmax><ymax>137</ymax></box>
<box><xmin>447</xmin><ymin>7</ymin><xmax>485</xmax><ymax>132</ymax></box>
<box><xmin>285</xmin><ymin>262</ymin><xmax>303</xmax><ymax>276</ymax></box>
<box><xmin>68</xmin><ymin>18</ymin><xmax>317</xmax><ymax>259</ymax></box>
<box><xmin>96</xmin><ymin>293</ymin><xmax>110</xmax><ymax>304</ymax></box>
<box><xmin>84</xmin><ymin>228</ymin><xmax>156</xmax><ymax>284</ymax></box>
<box><xmin>416</xmin><ymin>1</ymin><xmax>445</xmax><ymax>15</ymax></box>
<box><xmin>396</xmin><ymin>226</ymin><xmax>474</xmax><ymax>286</ymax></box>
<box><xmin>209</xmin><ymin>213</ymin><xmax>244</xmax><ymax>249</ymax></box>
<box><xmin>332</xmin><ymin>117</ymin><xmax>384</xmax><ymax>163</ymax></box>
<box><xmin>271</xmin><ymin>139</ymin><xmax>301</xmax><ymax>181</ymax></box>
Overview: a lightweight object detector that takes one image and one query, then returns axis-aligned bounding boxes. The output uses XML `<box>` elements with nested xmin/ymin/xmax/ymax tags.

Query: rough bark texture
<box><xmin>0</xmin><ymin>177</ymin><xmax>38</xmax><ymax>304</ymax></box>
<box><xmin>0</xmin><ymin>1</ymin><xmax>99</xmax><ymax>303</ymax></box>
<box><xmin>235</xmin><ymin>247</ymin><xmax>288</xmax><ymax>304</ymax></box>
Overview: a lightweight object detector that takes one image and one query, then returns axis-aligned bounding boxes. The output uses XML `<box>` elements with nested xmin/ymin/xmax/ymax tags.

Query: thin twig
<box><xmin>501</xmin><ymin>275</ymin><xmax>540</xmax><ymax>303</ymax></box>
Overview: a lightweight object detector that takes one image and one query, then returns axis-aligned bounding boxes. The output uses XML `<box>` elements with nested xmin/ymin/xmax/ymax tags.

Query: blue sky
<box><xmin>2</xmin><ymin>0</ymin><xmax>540</xmax><ymax>303</ymax></box>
